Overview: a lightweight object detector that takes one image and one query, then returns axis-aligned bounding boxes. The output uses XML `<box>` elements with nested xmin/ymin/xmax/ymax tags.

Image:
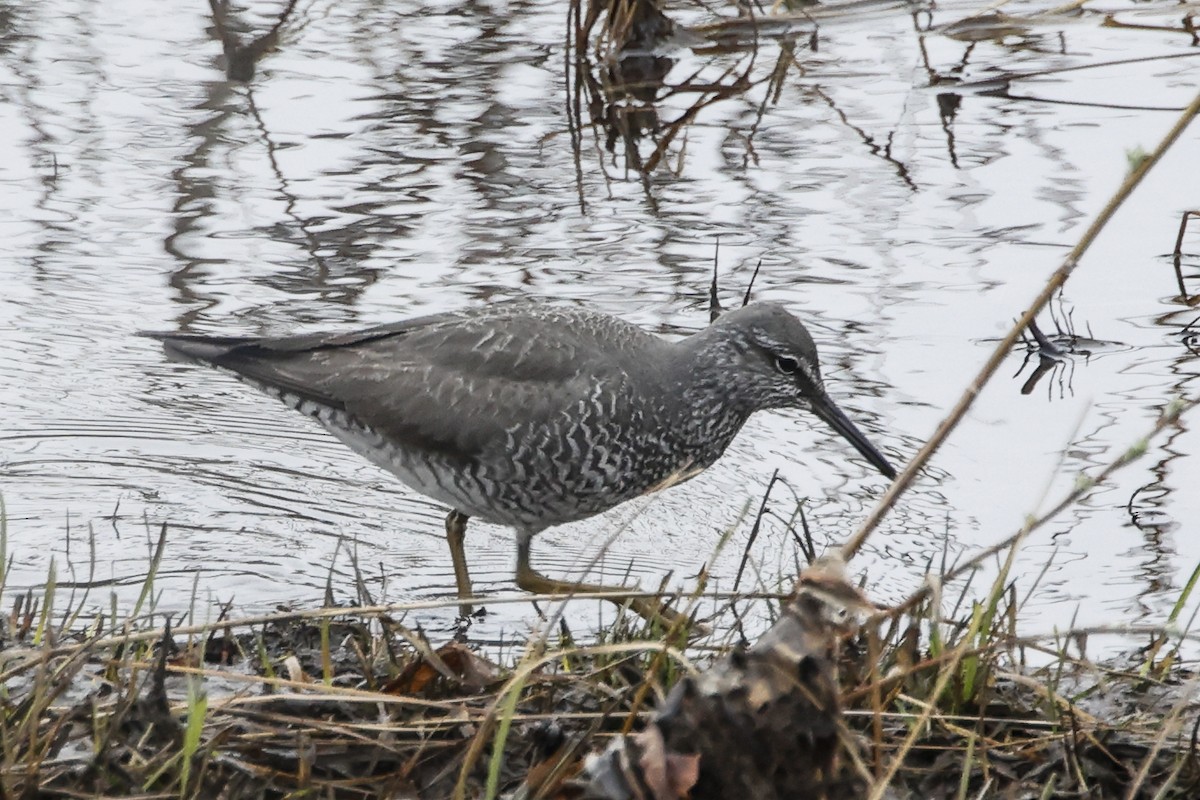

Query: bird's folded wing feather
<box><xmin>145</xmin><ymin>308</ymin><xmax>642</xmax><ymax>461</ymax></box>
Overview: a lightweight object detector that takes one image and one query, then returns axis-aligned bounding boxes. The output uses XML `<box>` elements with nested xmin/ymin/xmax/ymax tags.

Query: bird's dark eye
<box><xmin>774</xmin><ymin>355</ymin><xmax>799</xmax><ymax>375</ymax></box>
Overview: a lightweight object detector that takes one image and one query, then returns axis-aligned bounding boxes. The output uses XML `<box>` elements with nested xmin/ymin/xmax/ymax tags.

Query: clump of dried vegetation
<box><xmin>3</xmin><ymin>448</ymin><xmax>1200</xmax><ymax>800</ymax></box>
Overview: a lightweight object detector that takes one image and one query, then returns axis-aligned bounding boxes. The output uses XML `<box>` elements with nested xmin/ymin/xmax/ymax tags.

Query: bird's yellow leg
<box><xmin>445</xmin><ymin>510</ymin><xmax>474</xmax><ymax>617</ymax></box>
<box><xmin>514</xmin><ymin>536</ymin><xmax>695</xmax><ymax>629</ymax></box>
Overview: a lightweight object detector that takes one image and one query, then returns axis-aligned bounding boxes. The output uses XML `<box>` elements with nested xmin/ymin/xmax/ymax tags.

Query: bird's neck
<box><xmin>671</xmin><ymin>328</ymin><xmax>755</xmax><ymax>453</ymax></box>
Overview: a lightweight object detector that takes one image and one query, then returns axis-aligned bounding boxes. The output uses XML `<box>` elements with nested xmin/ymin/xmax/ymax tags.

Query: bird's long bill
<box><xmin>811</xmin><ymin>394</ymin><xmax>897</xmax><ymax>480</ymax></box>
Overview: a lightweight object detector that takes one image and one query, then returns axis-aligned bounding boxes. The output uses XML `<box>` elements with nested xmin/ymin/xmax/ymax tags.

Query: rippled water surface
<box><xmin>2</xmin><ymin>0</ymin><xmax>1198</xmax><ymax>644</ymax></box>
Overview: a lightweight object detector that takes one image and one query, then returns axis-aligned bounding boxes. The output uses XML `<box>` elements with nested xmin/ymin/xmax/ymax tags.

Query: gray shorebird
<box><xmin>144</xmin><ymin>302</ymin><xmax>895</xmax><ymax>620</ymax></box>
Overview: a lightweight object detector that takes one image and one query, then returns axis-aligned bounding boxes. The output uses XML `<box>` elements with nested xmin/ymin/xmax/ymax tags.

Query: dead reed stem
<box><xmin>841</xmin><ymin>89</ymin><xmax>1200</xmax><ymax>561</ymax></box>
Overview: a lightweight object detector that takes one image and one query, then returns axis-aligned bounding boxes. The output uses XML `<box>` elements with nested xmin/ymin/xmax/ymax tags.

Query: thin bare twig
<box><xmin>876</xmin><ymin>395</ymin><xmax>1195</xmax><ymax>625</ymax></box>
<box><xmin>841</xmin><ymin>89</ymin><xmax>1200</xmax><ymax>561</ymax></box>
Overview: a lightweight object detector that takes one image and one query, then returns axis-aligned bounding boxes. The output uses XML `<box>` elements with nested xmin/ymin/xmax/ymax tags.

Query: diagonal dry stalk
<box><xmin>840</xmin><ymin>89</ymin><xmax>1200</xmax><ymax>562</ymax></box>
<box><xmin>857</xmin><ymin>398</ymin><xmax>1197</xmax><ymax>799</ymax></box>
<box><xmin>0</xmin><ymin>588</ymin><xmax>785</xmax><ymax>686</ymax></box>
<box><xmin>830</xmin><ymin>88</ymin><xmax>1200</xmax><ymax>800</ymax></box>
<box><xmin>878</xmin><ymin>395</ymin><xmax>1196</xmax><ymax>624</ymax></box>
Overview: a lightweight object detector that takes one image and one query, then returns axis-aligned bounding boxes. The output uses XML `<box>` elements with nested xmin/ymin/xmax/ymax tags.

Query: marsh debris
<box><xmin>4</xmin><ymin>563</ymin><xmax>1198</xmax><ymax>798</ymax></box>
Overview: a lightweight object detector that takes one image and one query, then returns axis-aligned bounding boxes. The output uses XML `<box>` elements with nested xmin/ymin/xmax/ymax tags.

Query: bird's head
<box><xmin>707</xmin><ymin>303</ymin><xmax>897</xmax><ymax>480</ymax></box>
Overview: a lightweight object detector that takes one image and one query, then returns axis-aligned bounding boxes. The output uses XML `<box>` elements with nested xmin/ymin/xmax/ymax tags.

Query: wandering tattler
<box><xmin>145</xmin><ymin>302</ymin><xmax>895</xmax><ymax>619</ymax></box>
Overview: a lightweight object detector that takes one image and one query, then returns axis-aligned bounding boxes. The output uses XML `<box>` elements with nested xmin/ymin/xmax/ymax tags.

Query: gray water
<box><xmin>1</xmin><ymin>0</ymin><xmax>1198</xmax><ymax>645</ymax></box>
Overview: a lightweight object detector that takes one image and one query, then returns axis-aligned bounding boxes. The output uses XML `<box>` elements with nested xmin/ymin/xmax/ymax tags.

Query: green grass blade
<box><xmin>1167</xmin><ymin>560</ymin><xmax>1200</xmax><ymax>625</ymax></box>
<box><xmin>132</xmin><ymin>523</ymin><xmax>169</xmax><ymax>621</ymax></box>
<box><xmin>484</xmin><ymin>673</ymin><xmax>526</xmax><ymax>800</ymax></box>
<box><xmin>33</xmin><ymin>557</ymin><xmax>57</xmax><ymax>647</ymax></box>
<box><xmin>179</xmin><ymin>678</ymin><xmax>207</xmax><ymax>796</ymax></box>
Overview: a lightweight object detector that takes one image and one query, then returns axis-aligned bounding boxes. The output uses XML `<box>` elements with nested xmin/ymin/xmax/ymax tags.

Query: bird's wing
<box><xmin>143</xmin><ymin>306</ymin><xmax>645</xmax><ymax>461</ymax></box>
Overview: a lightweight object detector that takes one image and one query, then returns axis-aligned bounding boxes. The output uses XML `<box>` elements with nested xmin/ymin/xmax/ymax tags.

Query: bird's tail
<box><xmin>137</xmin><ymin>331</ymin><xmax>257</xmax><ymax>365</ymax></box>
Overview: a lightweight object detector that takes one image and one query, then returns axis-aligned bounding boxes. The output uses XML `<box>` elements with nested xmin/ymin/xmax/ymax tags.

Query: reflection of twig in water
<box><xmin>642</xmin><ymin>60</ymin><xmax>760</xmax><ymax>173</ymax></box>
<box><xmin>1015</xmin><ymin>303</ymin><xmax>1116</xmax><ymax>398</ymax></box>
<box><xmin>1179</xmin><ymin>316</ymin><xmax>1200</xmax><ymax>357</ymax></box>
<box><xmin>1014</xmin><ymin>339</ymin><xmax>1075</xmax><ymax>400</ymax></box>
<box><xmin>915</xmin><ymin>26</ymin><xmax>974</xmax><ymax>169</ymax></box>
<box><xmin>951</xmin><ymin>51</ymin><xmax>1200</xmax><ymax>92</ymax></box>
<box><xmin>970</xmin><ymin>89</ymin><xmax>1190</xmax><ymax>114</ymax></box>
<box><xmin>244</xmin><ymin>91</ymin><xmax>341</xmax><ymax>296</ymax></box>
<box><xmin>1126</xmin><ymin>482</ymin><xmax>1175</xmax><ymax>537</ymax></box>
<box><xmin>804</xmin><ymin>82</ymin><xmax>918</xmax><ymax>193</ymax></box>
<box><xmin>1102</xmin><ymin>13</ymin><xmax>1200</xmax><ymax>47</ymax></box>
<box><xmin>1171</xmin><ymin>210</ymin><xmax>1200</xmax><ymax>305</ymax></box>
<box><xmin>572</xmin><ymin>0</ymin><xmax>801</xmax><ymax>182</ymax></box>
<box><xmin>740</xmin><ymin>39</ymin><xmax>796</xmax><ymax>169</ymax></box>
<box><xmin>207</xmin><ymin>0</ymin><xmax>301</xmax><ymax>82</ymax></box>
<box><xmin>840</xmin><ymin>89</ymin><xmax>1200</xmax><ymax>562</ymax></box>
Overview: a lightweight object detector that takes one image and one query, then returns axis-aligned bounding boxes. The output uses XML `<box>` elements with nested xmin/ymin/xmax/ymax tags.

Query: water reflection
<box><xmin>1171</xmin><ymin>210</ymin><xmax>1200</xmax><ymax>305</ymax></box>
<box><xmin>208</xmin><ymin>0</ymin><xmax>301</xmax><ymax>82</ymax></box>
<box><xmin>0</xmin><ymin>0</ymin><xmax>1198</xmax><ymax>646</ymax></box>
<box><xmin>1014</xmin><ymin>310</ymin><xmax>1129</xmax><ymax>398</ymax></box>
